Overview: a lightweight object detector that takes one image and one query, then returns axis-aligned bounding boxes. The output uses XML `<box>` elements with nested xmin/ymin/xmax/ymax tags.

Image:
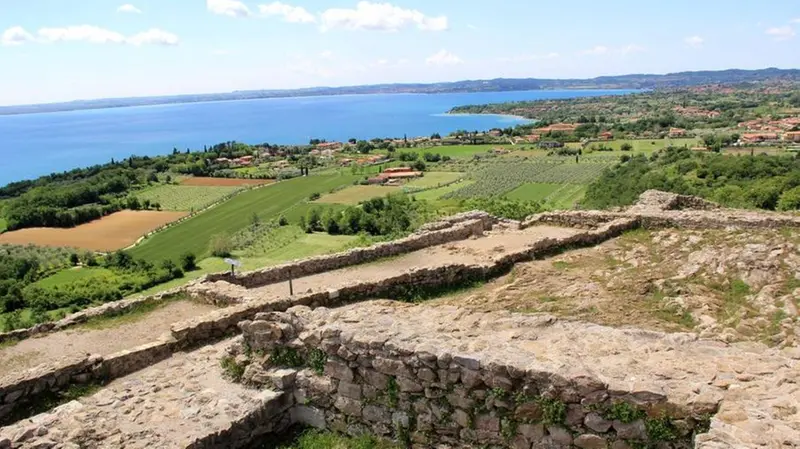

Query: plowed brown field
<box><xmin>0</xmin><ymin>210</ymin><xmax>187</xmax><ymax>251</ymax></box>
<box><xmin>180</xmin><ymin>177</ymin><xmax>273</xmax><ymax>187</ymax></box>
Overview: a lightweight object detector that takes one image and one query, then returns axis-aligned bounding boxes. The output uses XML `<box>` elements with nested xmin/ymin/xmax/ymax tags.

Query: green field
<box><xmin>421</xmin><ymin>144</ymin><xmax>521</xmax><ymax>159</ymax></box>
<box><xmin>33</xmin><ymin>267</ymin><xmax>115</xmax><ymax>288</ymax></box>
<box><xmin>404</xmin><ymin>172</ymin><xmax>463</xmax><ymax>189</ymax></box>
<box><xmin>127</xmin><ymin>174</ymin><xmax>358</xmax><ymax>262</ymax></box>
<box><xmin>506</xmin><ymin>183</ymin><xmax>586</xmax><ymax>209</ymax></box>
<box><xmin>135</xmin><ymin>184</ymin><xmax>242</xmax><ymax>211</ymax></box>
<box><xmin>315</xmin><ymin>185</ymin><xmax>401</xmax><ymax>205</ymax></box>
<box><xmin>411</xmin><ymin>181</ymin><xmax>475</xmax><ymax>201</ymax></box>
<box><xmin>585</xmin><ymin>138</ymin><xmax>700</xmax><ymax>154</ymax></box>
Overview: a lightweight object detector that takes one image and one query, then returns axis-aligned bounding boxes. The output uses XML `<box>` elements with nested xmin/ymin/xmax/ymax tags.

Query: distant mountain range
<box><xmin>2</xmin><ymin>68</ymin><xmax>799</xmax><ymax>116</ymax></box>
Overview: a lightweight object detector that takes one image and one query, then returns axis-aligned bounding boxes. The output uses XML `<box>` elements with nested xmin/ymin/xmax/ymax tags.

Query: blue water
<box><xmin>0</xmin><ymin>89</ymin><xmax>637</xmax><ymax>185</ymax></box>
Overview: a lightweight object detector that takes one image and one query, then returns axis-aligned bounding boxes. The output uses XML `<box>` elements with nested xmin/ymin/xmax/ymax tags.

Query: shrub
<box><xmin>777</xmin><ymin>185</ymin><xmax>800</xmax><ymax>211</ymax></box>
<box><xmin>620</xmin><ymin>142</ymin><xmax>634</xmax><ymax>152</ymax></box>
<box><xmin>278</xmin><ymin>215</ymin><xmax>289</xmax><ymax>226</ymax></box>
<box><xmin>69</xmin><ymin>253</ymin><xmax>80</xmax><ymax>266</ymax></box>
<box><xmin>180</xmin><ymin>252</ymin><xmax>197</xmax><ymax>271</ymax></box>
<box><xmin>210</xmin><ymin>234</ymin><xmax>233</xmax><ymax>258</ymax></box>
<box><xmin>309</xmin><ymin>192</ymin><xmax>321</xmax><ymax>201</ymax></box>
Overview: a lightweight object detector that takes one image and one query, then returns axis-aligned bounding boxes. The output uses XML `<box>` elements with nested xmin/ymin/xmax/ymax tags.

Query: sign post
<box><xmin>224</xmin><ymin>258</ymin><xmax>241</xmax><ymax>276</ymax></box>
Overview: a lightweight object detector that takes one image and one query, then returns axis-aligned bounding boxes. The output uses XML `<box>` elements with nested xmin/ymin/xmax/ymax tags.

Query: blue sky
<box><xmin>0</xmin><ymin>0</ymin><xmax>798</xmax><ymax>105</ymax></box>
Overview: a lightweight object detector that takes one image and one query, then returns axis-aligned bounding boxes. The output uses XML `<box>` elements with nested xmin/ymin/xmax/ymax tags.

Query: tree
<box><xmin>356</xmin><ymin>140</ymin><xmax>374</xmax><ymax>154</ymax></box>
<box><xmin>620</xmin><ymin>143</ymin><xmax>634</xmax><ymax>152</ymax></box>
<box><xmin>278</xmin><ymin>215</ymin><xmax>289</xmax><ymax>226</ymax></box>
<box><xmin>411</xmin><ymin>160</ymin><xmax>426</xmax><ymax>171</ymax></box>
<box><xmin>305</xmin><ymin>208</ymin><xmax>322</xmax><ymax>233</ymax></box>
<box><xmin>180</xmin><ymin>252</ymin><xmax>197</xmax><ymax>271</ymax></box>
<box><xmin>210</xmin><ymin>234</ymin><xmax>233</xmax><ymax>258</ymax></box>
<box><xmin>69</xmin><ymin>253</ymin><xmax>80</xmax><ymax>266</ymax></box>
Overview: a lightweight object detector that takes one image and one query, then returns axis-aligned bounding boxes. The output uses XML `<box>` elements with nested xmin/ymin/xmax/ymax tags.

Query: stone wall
<box><xmin>0</xmin><ymin>335</ymin><xmax>176</xmax><ymax>424</ymax></box>
<box><xmin>204</xmin><ymin>211</ymin><xmax>494</xmax><ymax>289</ymax></box>
<box><xmin>0</xmin><ymin>287</ymin><xmax>186</xmax><ymax>346</ymax></box>
<box><xmin>237</xmin><ymin>308</ymin><xmax>710</xmax><ymax>449</ymax></box>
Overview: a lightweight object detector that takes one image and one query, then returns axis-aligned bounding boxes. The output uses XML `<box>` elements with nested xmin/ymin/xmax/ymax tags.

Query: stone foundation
<box><xmin>235</xmin><ymin>303</ymin><xmax>732</xmax><ymax>449</ymax></box>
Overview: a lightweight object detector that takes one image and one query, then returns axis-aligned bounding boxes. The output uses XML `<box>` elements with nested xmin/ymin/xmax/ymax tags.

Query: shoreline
<box><xmin>442</xmin><ymin>111</ymin><xmax>535</xmax><ymax>122</ymax></box>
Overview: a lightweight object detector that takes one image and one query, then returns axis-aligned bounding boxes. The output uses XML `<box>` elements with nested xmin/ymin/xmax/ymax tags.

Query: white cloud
<box><xmin>582</xmin><ymin>45</ymin><xmax>609</xmax><ymax>55</ymax></box>
<box><xmin>117</xmin><ymin>4</ymin><xmax>142</xmax><ymax>14</ymax></box>
<box><xmin>127</xmin><ymin>28</ymin><xmax>179</xmax><ymax>46</ymax></box>
<box><xmin>1</xmin><ymin>26</ymin><xmax>35</xmax><ymax>46</ymax></box>
<box><xmin>621</xmin><ymin>44</ymin><xmax>645</xmax><ymax>55</ymax></box>
<box><xmin>212</xmin><ymin>49</ymin><xmax>233</xmax><ymax>56</ymax></box>
<box><xmin>425</xmin><ymin>49</ymin><xmax>462</xmax><ymax>66</ymax></box>
<box><xmin>259</xmin><ymin>2</ymin><xmax>316</xmax><ymax>23</ymax></box>
<box><xmin>766</xmin><ymin>26</ymin><xmax>796</xmax><ymax>41</ymax></box>
<box><xmin>497</xmin><ymin>52</ymin><xmax>559</xmax><ymax>63</ymax></box>
<box><xmin>791</xmin><ymin>18</ymin><xmax>800</xmax><ymax>24</ymax></box>
<box><xmin>207</xmin><ymin>0</ymin><xmax>251</xmax><ymax>17</ymax></box>
<box><xmin>319</xmin><ymin>50</ymin><xmax>334</xmax><ymax>59</ymax></box>
<box><xmin>684</xmin><ymin>35</ymin><xmax>704</xmax><ymax>48</ymax></box>
<box><xmin>466</xmin><ymin>23</ymin><xmax>478</xmax><ymax>30</ymax></box>
<box><xmin>320</xmin><ymin>1</ymin><xmax>448</xmax><ymax>32</ymax></box>
<box><xmin>2</xmin><ymin>25</ymin><xmax>178</xmax><ymax>46</ymax></box>
<box><xmin>38</xmin><ymin>25</ymin><xmax>127</xmax><ymax>44</ymax></box>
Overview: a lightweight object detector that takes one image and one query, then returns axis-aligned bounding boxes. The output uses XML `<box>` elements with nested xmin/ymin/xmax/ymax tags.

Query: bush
<box><xmin>278</xmin><ymin>215</ymin><xmax>289</xmax><ymax>226</ymax></box>
<box><xmin>210</xmin><ymin>234</ymin><xmax>233</xmax><ymax>258</ymax></box>
<box><xmin>69</xmin><ymin>253</ymin><xmax>80</xmax><ymax>266</ymax></box>
<box><xmin>309</xmin><ymin>192</ymin><xmax>321</xmax><ymax>201</ymax></box>
<box><xmin>180</xmin><ymin>252</ymin><xmax>197</xmax><ymax>271</ymax></box>
<box><xmin>620</xmin><ymin>143</ymin><xmax>634</xmax><ymax>152</ymax></box>
<box><xmin>777</xmin><ymin>185</ymin><xmax>800</xmax><ymax>211</ymax></box>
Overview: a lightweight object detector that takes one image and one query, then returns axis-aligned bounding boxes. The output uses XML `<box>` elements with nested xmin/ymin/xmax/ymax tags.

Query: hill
<box><xmin>2</xmin><ymin>68</ymin><xmax>799</xmax><ymax>116</ymax></box>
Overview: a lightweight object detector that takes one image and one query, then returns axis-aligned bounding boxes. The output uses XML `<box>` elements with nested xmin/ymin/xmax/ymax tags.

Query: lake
<box><xmin>0</xmin><ymin>89</ymin><xmax>637</xmax><ymax>185</ymax></box>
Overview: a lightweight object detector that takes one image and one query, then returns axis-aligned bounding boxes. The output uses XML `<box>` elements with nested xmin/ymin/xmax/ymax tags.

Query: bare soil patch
<box><xmin>0</xmin><ymin>300</ymin><xmax>216</xmax><ymax>378</ymax></box>
<box><xmin>433</xmin><ymin>228</ymin><xmax>800</xmax><ymax>347</ymax></box>
<box><xmin>180</xmin><ymin>177</ymin><xmax>274</xmax><ymax>187</ymax></box>
<box><xmin>0</xmin><ymin>210</ymin><xmax>187</xmax><ymax>251</ymax></box>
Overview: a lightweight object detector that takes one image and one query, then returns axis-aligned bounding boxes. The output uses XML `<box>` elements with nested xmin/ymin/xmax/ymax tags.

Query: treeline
<box><xmin>584</xmin><ymin>147</ymin><xmax>800</xmax><ymax>210</ymax></box>
<box><xmin>301</xmin><ymin>195</ymin><xmax>417</xmax><ymax>237</ymax></box>
<box><xmin>1</xmin><ymin>248</ymin><xmax>196</xmax><ymax>331</ymax></box>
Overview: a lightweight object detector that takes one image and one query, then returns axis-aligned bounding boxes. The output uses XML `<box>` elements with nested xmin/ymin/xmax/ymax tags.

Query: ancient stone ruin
<box><xmin>1</xmin><ymin>191</ymin><xmax>798</xmax><ymax>449</ymax></box>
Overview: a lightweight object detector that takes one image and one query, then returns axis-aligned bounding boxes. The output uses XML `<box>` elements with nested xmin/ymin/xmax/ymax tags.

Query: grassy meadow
<box><xmin>135</xmin><ymin>185</ymin><xmax>242</xmax><ymax>211</ymax></box>
<box><xmin>127</xmin><ymin>173</ymin><xmax>359</xmax><ymax>262</ymax></box>
<box><xmin>315</xmin><ymin>185</ymin><xmax>402</xmax><ymax>205</ymax></box>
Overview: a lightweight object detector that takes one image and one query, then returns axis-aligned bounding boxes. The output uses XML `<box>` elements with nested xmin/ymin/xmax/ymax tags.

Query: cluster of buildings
<box><xmin>213</xmin><ymin>155</ymin><xmax>254</xmax><ymax>167</ymax></box>
<box><xmin>737</xmin><ymin>117</ymin><xmax>800</xmax><ymax>144</ymax></box>
<box><xmin>367</xmin><ymin>167</ymin><xmax>422</xmax><ymax>185</ymax></box>
<box><xmin>673</xmin><ymin>106</ymin><xmax>721</xmax><ymax>118</ymax></box>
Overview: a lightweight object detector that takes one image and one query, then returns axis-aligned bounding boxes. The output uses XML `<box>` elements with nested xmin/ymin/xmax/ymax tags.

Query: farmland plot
<box><xmin>136</xmin><ymin>185</ymin><xmax>242</xmax><ymax>211</ymax></box>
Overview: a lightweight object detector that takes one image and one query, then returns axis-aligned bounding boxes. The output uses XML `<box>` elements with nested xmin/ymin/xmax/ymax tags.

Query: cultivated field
<box><xmin>315</xmin><ymin>185</ymin><xmax>401</xmax><ymax>205</ymax></box>
<box><xmin>128</xmin><ymin>174</ymin><xmax>359</xmax><ymax>262</ymax></box>
<box><xmin>404</xmin><ymin>172</ymin><xmax>463</xmax><ymax>189</ymax></box>
<box><xmin>506</xmin><ymin>182</ymin><xmax>586</xmax><ymax>208</ymax></box>
<box><xmin>136</xmin><ymin>185</ymin><xmax>241</xmax><ymax>211</ymax></box>
<box><xmin>0</xmin><ymin>210</ymin><xmax>187</xmax><ymax>252</ymax></box>
<box><xmin>444</xmin><ymin>160</ymin><xmax>609</xmax><ymax>199</ymax></box>
<box><xmin>427</xmin><ymin>144</ymin><xmax>520</xmax><ymax>158</ymax></box>
<box><xmin>585</xmin><ymin>138</ymin><xmax>700</xmax><ymax>153</ymax></box>
<box><xmin>180</xmin><ymin>177</ymin><xmax>274</xmax><ymax>187</ymax></box>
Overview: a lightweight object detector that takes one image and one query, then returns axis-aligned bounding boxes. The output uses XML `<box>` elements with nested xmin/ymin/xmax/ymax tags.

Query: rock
<box><xmin>612</xmin><ymin>419</ymin><xmax>647</xmax><ymax>440</ymax></box>
<box><xmin>574</xmin><ymin>434</ymin><xmax>607</xmax><ymax>449</ymax></box>
<box><xmin>611</xmin><ymin>441</ymin><xmax>632</xmax><ymax>449</ymax></box>
<box><xmin>0</xmin><ymin>438</ymin><xmax>10</xmax><ymax>449</ymax></box>
<box><xmin>474</xmin><ymin>415</ymin><xmax>500</xmax><ymax>432</ymax></box>
<box><xmin>362</xmin><ymin>405</ymin><xmax>390</xmax><ymax>423</ymax></box>
<box><xmin>547</xmin><ymin>425</ymin><xmax>573</xmax><ymax>445</ymax></box>
<box><xmin>452</xmin><ymin>409</ymin><xmax>471</xmax><ymax>428</ymax></box>
<box><xmin>291</xmin><ymin>406</ymin><xmax>326</xmax><ymax>428</ymax></box>
<box><xmin>325</xmin><ymin>359</ymin><xmax>354</xmax><ymax>381</ymax></box>
<box><xmin>337</xmin><ymin>381</ymin><xmax>362</xmax><ymax>400</ymax></box>
<box><xmin>584</xmin><ymin>412</ymin><xmax>612</xmax><ymax>433</ymax></box>
<box><xmin>515</xmin><ymin>401</ymin><xmax>543</xmax><ymax>421</ymax></box>
<box><xmin>334</xmin><ymin>396</ymin><xmax>362</xmax><ymax>417</ymax></box>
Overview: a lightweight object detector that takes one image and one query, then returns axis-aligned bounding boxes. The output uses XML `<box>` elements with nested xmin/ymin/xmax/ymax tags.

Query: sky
<box><xmin>0</xmin><ymin>0</ymin><xmax>798</xmax><ymax>106</ymax></box>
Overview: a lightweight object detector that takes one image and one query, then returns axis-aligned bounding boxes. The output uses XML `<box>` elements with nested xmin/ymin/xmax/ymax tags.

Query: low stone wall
<box><xmin>0</xmin><ymin>216</ymin><xmax>635</xmax><ymax>426</ymax></box>
<box><xmin>0</xmin><ymin>335</ymin><xmax>177</xmax><ymax>424</ymax></box>
<box><xmin>204</xmin><ymin>211</ymin><xmax>494</xmax><ymax>289</ymax></box>
<box><xmin>0</xmin><ymin>287</ymin><xmax>186</xmax><ymax>346</ymax></box>
<box><xmin>237</xmin><ymin>308</ymin><xmax>710</xmax><ymax>449</ymax></box>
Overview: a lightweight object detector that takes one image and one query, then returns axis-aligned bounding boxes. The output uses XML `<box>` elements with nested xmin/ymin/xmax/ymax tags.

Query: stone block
<box><xmin>417</xmin><ymin>368</ymin><xmax>437</xmax><ymax>382</ymax></box>
<box><xmin>574</xmin><ymin>434</ymin><xmax>607</xmax><ymax>449</ymax></box>
<box><xmin>515</xmin><ymin>401</ymin><xmax>543</xmax><ymax>422</ymax></box>
<box><xmin>360</xmin><ymin>369</ymin><xmax>389</xmax><ymax>390</ymax></box>
<box><xmin>475</xmin><ymin>415</ymin><xmax>500</xmax><ymax>432</ymax></box>
<box><xmin>325</xmin><ymin>359</ymin><xmax>353</xmax><ymax>382</ymax></box>
<box><xmin>518</xmin><ymin>423</ymin><xmax>545</xmax><ymax>440</ymax></box>
<box><xmin>362</xmin><ymin>405</ymin><xmax>390</xmax><ymax>423</ymax></box>
<box><xmin>391</xmin><ymin>411</ymin><xmax>410</xmax><ymax>429</ymax></box>
<box><xmin>337</xmin><ymin>381</ymin><xmax>362</xmax><ymax>400</ymax></box>
<box><xmin>446</xmin><ymin>393</ymin><xmax>474</xmax><ymax>409</ymax></box>
<box><xmin>584</xmin><ymin>412</ymin><xmax>612</xmax><ymax>433</ymax></box>
<box><xmin>612</xmin><ymin>419</ymin><xmax>647</xmax><ymax>439</ymax></box>
<box><xmin>266</xmin><ymin>369</ymin><xmax>297</xmax><ymax>390</ymax></box>
<box><xmin>453</xmin><ymin>409</ymin><xmax>471</xmax><ymax>428</ymax></box>
<box><xmin>453</xmin><ymin>354</ymin><xmax>480</xmax><ymax>371</ymax></box>
<box><xmin>372</xmin><ymin>357</ymin><xmax>412</xmax><ymax>378</ymax></box>
<box><xmin>547</xmin><ymin>425</ymin><xmax>573</xmax><ymax>445</ymax></box>
<box><xmin>333</xmin><ymin>396</ymin><xmax>362</xmax><ymax>417</ymax></box>
<box><xmin>396</xmin><ymin>376</ymin><xmax>423</xmax><ymax>393</ymax></box>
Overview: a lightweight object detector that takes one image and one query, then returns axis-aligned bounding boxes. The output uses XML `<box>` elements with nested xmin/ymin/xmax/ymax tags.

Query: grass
<box><xmin>33</xmin><ymin>267</ymin><xmax>115</xmax><ymax>288</ymax></box>
<box><xmin>128</xmin><ymin>173</ymin><xmax>359</xmax><ymax>262</ymax></box>
<box><xmin>584</xmin><ymin>138</ymin><xmax>701</xmax><ymax>154</ymax></box>
<box><xmin>411</xmin><ymin>181</ymin><xmax>474</xmax><ymax>201</ymax></box>
<box><xmin>273</xmin><ymin>430</ymin><xmax>401</xmax><ymax>449</ymax></box>
<box><xmin>135</xmin><ymin>184</ymin><xmax>242</xmax><ymax>211</ymax></box>
<box><xmin>505</xmin><ymin>183</ymin><xmax>586</xmax><ymax>209</ymax></box>
<box><xmin>404</xmin><ymin>172</ymin><xmax>463</xmax><ymax>189</ymax></box>
<box><xmin>425</xmin><ymin>144</ymin><xmax>521</xmax><ymax>158</ymax></box>
<box><xmin>0</xmin><ymin>217</ymin><xmax>7</xmax><ymax>234</ymax></box>
<box><xmin>315</xmin><ymin>185</ymin><xmax>401</xmax><ymax>205</ymax></box>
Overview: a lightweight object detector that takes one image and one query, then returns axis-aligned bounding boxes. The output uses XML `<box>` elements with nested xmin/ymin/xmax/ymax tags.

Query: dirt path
<box><xmin>0</xmin><ymin>300</ymin><xmax>217</xmax><ymax>378</ymax></box>
<box><xmin>245</xmin><ymin>225</ymin><xmax>579</xmax><ymax>300</ymax></box>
